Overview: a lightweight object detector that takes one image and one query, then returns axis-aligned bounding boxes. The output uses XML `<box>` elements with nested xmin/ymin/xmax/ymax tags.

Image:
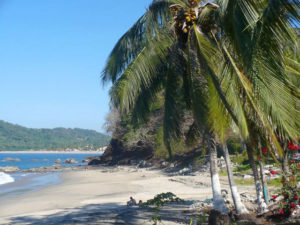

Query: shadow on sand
<box><xmin>6</xmin><ymin>203</ymin><xmax>196</xmax><ymax>225</ymax></box>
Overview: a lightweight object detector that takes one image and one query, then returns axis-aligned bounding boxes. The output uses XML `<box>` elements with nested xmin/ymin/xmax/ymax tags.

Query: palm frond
<box><xmin>102</xmin><ymin>0</ymin><xmax>187</xmax><ymax>84</ymax></box>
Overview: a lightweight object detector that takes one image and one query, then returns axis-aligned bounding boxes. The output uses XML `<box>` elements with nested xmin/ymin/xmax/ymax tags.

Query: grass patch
<box><xmin>230</xmin><ymin>153</ymin><xmax>248</xmax><ymax>164</ymax></box>
<box><xmin>267</xmin><ymin>178</ymin><xmax>282</xmax><ymax>187</ymax></box>
<box><xmin>235</xmin><ymin>177</ymin><xmax>282</xmax><ymax>187</ymax></box>
<box><xmin>219</xmin><ymin>169</ymin><xmax>228</xmax><ymax>177</ymax></box>
<box><xmin>235</xmin><ymin>178</ymin><xmax>254</xmax><ymax>186</ymax></box>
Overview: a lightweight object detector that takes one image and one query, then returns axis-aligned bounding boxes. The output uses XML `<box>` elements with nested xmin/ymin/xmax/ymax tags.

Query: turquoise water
<box><xmin>0</xmin><ymin>153</ymin><xmax>100</xmax><ymax>170</ymax></box>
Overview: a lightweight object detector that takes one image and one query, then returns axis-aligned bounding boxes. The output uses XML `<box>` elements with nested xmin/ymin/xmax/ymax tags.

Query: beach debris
<box><xmin>0</xmin><ymin>166</ymin><xmax>19</xmax><ymax>172</ymax></box>
<box><xmin>243</xmin><ymin>175</ymin><xmax>253</xmax><ymax>180</ymax></box>
<box><xmin>2</xmin><ymin>157</ymin><xmax>21</xmax><ymax>162</ymax></box>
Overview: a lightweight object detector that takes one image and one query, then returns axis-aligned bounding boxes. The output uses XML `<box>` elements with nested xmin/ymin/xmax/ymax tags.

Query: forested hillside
<box><xmin>0</xmin><ymin>120</ymin><xmax>110</xmax><ymax>151</ymax></box>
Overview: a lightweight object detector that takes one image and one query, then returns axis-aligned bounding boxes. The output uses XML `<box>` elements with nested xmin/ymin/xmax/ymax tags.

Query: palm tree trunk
<box><xmin>282</xmin><ymin>149</ymin><xmax>290</xmax><ymax>175</ymax></box>
<box><xmin>222</xmin><ymin>143</ymin><xmax>249</xmax><ymax>214</ymax></box>
<box><xmin>209</xmin><ymin>134</ymin><xmax>228</xmax><ymax>214</ymax></box>
<box><xmin>258</xmin><ymin>138</ymin><xmax>269</xmax><ymax>205</ymax></box>
<box><xmin>245</xmin><ymin>142</ymin><xmax>268</xmax><ymax>214</ymax></box>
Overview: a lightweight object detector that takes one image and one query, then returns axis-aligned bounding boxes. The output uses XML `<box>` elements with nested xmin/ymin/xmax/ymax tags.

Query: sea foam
<box><xmin>0</xmin><ymin>172</ymin><xmax>14</xmax><ymax>185</ymax></box>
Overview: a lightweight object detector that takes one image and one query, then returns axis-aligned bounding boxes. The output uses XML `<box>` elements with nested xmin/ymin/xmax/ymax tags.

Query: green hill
<box><xmin>0</xmin><ymin>120</ymin><xmax>111</xmax><ymax>151</ymax></box>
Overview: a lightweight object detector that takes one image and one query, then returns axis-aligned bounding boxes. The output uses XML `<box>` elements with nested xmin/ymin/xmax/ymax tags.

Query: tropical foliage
<box><xmin>103</xmin><ymin>0</ymin><xmax>300</xmax><ymax>217</ymax></box>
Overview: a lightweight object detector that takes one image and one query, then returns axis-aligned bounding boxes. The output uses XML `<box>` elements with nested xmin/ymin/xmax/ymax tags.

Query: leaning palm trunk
<box><xmin>209</xmin><ymin>135</ymin><xmax>228</xmax><ymax>214</ymax></box>
<box><xmin>245</xmin><ymin>143</ymin><xmax>268</xmax><ymax>214</ymax></box>
<box><xmin>222</xmin><ymin>143</ymin><xmax>249</xmax><ymax>214</ymax></box>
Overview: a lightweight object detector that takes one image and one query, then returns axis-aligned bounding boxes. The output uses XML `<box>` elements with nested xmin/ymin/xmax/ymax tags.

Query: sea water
<box><xmin>0</xmin><ymin>153</ymin><xmax>99</xmax><ymax>170</ymax></box>
<box><xmin>0</xmin><ymin>153</ymin><xmax>100</xmax><ymax>199</ymax></box>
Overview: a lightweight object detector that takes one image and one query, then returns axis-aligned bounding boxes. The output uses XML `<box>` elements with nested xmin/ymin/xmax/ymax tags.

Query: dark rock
<box><xmin>83</xmin><ymin>156</ymin><xmax>100</xmax><ymax>163</ymax></box>
<box><xmin>88</xmin><ymin>158</ymin><xmax>102</xmax><ymax>165</ymax></box>
<box><xmin>96</xmin><ymin>138</ymin><xmax>154</xmax><ymax>166</ymax></box>
<box><xmin>208</xmin><ymin>210</ymin><xmax>230</xmax><ymax>225</ymax></box>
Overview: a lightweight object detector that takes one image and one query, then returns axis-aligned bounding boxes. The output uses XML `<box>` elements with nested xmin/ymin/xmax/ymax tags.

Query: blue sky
<box><xmin>0</xmin><ymin>0</ymin><xmax>153</xmax><ymax>133</ymax></box>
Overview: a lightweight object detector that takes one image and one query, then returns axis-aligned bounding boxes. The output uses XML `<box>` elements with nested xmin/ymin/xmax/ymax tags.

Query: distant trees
<box><xmin>0</xmin><ymin>120</ymin><xmax>110</xmax><ymax>150</ymax></box>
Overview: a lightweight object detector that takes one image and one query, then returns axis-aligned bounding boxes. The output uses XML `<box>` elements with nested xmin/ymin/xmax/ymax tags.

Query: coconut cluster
<box><xmin>170</xmin><ymin>1</ymin><xmax>219</xmax><ymax>37</ymax></box>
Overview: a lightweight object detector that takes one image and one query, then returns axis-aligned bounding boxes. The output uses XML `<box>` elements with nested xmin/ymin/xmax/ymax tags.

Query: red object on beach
<box><xmin>272</xmin><ymin>195</ymin><xmax>277</xmax><ymax>200</ymax></box>
<box><xmin>262</xmin><ymin>148</ymin><xmax>268</xmax><ymax>154</ymax></box>
<box><xmin>270</xmin><ymin>170</ymin><xmax>276</xmax><ymax>175</ymax></box>
<box><xmin>290</xmin><ymin>177</ymin><xmax>295</xmax><ymax>182</ymax></box>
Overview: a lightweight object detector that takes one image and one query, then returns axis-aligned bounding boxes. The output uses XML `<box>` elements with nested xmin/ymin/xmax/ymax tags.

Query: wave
<box><xmin>0</xmin><ymin>172</ymin><xmax>15</xmax><ymax>185</ymax></box>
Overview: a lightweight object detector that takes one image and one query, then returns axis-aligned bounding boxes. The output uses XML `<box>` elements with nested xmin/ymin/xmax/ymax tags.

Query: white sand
<box><xmin>0</xmin><ymin>166</ymin><xmax>256</xmax><ymax>224</ymax></box>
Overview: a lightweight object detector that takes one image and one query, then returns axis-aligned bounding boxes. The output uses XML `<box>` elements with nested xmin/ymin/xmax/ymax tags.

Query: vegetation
<box><xmin>142</xmin><ymin>192</ymin><xmax>184</xmax><ymax>225</ymax></box>
<box><xmin>103</xmin><ymin>0</ymin><xmax>299</xmax><ymax>219</ymax></box>
<box><xmin>0</xmin><ymin>120</ymin><xmax>110</xmax><ymax>151</ymax></box>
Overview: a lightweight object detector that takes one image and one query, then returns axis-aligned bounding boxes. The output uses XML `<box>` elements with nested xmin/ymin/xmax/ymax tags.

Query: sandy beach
<box><xmin>0</xmin><ymin>166</ymin><xmax>257</xmax><ymax>225</ymax></box>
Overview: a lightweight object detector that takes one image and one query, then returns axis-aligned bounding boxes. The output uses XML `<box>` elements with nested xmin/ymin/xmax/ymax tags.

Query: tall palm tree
<box><xmin>102</xmin><ymin>0</ymin><xmax>299</xmax><ymax>215</ymax></box>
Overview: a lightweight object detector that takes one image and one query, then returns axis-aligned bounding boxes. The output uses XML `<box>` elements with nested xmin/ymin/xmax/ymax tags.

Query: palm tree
<box><xmin>212</xmin><ymin>0</ymin><xmax>300</xmax><ymax>213</ymax></box>
<box><xmin>102</xmin><ymin>0</ymin><xmax>299</xmax><ymax>215</ymax></box>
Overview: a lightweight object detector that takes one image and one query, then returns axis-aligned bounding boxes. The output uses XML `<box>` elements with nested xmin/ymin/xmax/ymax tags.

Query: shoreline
<box><xmin>0</xmin><ymin>150</ymin><xmax>103</xmax><ymax>154</ymax></box>
<box><xmin>0</xmin><ymin>166</ymin><xmax>258</xmax><ymax>224</ymax></box>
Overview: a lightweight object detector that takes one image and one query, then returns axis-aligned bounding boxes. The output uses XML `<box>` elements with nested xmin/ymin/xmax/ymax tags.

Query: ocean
<box><xmin>0</xmin><ymin>153</ymin><xmax>100</xmax><ymax>199</ymax></box>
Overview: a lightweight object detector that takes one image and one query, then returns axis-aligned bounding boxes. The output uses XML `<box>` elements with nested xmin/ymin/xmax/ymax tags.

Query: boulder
<box><xmin>64</xmin><ymin>158</ymin><xmax>78</xmax><ymax>164</ymax></box>
<box><xmin>0</xmin><ymin>166</ymin><xmax>19</xmax><ymax>172</ymax></box>
<box><xmin>55</xmin><ymin>159</ymin><xmax>62</xmax><ymax>164</ymax></box>
<box><xmin>82</xmin><ymin>156</ymin><xmax>100</xmax><ymax>163</ymax></box>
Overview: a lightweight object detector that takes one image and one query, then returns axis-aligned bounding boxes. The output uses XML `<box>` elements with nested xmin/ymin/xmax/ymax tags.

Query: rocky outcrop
<box><xmin>90</xmin><ymin>139</ymin><xmax>154</xmax><ymax>166</ymax></box>
<box><xmin>82</xmin><ymin>156</ymin><xmax>101</xmax><ymax>163</ymax></box>
<box><xmin>2</xmin><ymin>157</ymin><xmax>21</xmax><ymax>162</ymax></box>
<box><xmin>0</xmin><ymin>166</ymin><xmax>19</xmax><ymax>172</ymax></box>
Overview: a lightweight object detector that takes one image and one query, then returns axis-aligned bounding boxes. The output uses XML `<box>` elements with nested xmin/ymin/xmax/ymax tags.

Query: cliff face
<box><xmin>97</xmin><ymin>105</ymin><xmax>204</xmax><ymax>166</ymax></box>
<box><xmin>98</xmin><ymin>108</ymin><xmax>163</xmax><ymax>165</ymax></box>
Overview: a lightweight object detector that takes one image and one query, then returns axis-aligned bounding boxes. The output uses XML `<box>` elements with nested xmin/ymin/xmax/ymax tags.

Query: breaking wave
<box><xmin>0</xmin><ymin>172</ymin><xmax>14</xmax><ymax>186</ymax></box>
